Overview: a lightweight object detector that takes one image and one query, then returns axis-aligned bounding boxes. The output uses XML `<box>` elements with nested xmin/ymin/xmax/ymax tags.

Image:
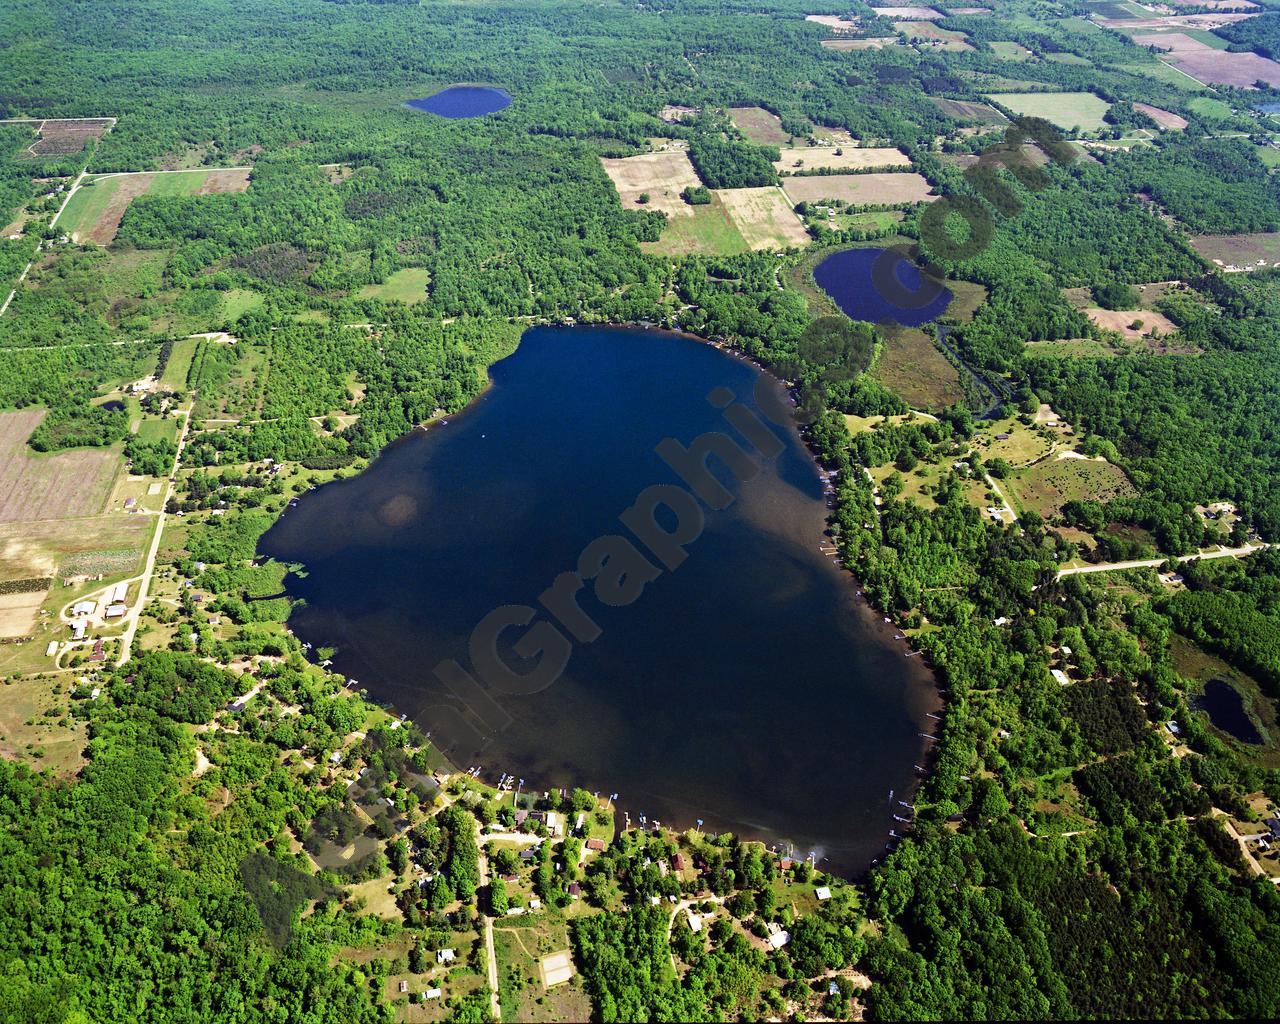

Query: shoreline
<box><xmin>273</xmin><ymin>318</ymin><xmax>944</xmax><ymax>876</ymax></box>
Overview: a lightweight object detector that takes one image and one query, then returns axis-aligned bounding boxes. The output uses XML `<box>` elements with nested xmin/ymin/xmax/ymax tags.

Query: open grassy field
<box><xmin>159</xmin><ymin>337</ymin><xmax>199</xmax><ymax>391</ymax></box>
<box><xmin>985</xmin><ymin>92</ymin><xmax>1111</xmax><ymax>132</ymax></box>
<box><xmin>58</xmin><ymin>169</ymin><xmax>250</xmax><ymax>245</ymax></box>
<box><xmin>928</xmin><ymin>97</ymin><xmax>1009</xmax><ymax>125</ymax></box>
<box><xmin>493</xmin><ymin>914</ymin><xmax>593</xmax><ymax>1023</ymax></box>
<box><xmin>0</xmin><ymin>675</ymin><xmax>89</xmax><ymax>776</ymax></box>
<box><xmin>0</xmin><ymin>410</ymin><xmax>121</xmax><ymax>524</ymax></box>
<box><xmin>1111</xmin><ymin>60</ymin><xmax>1206</xmax><ymax>90</ymax></box>
<box><xmin>358</xmin><ymin>267</ymin><xmax>431</xmax><ymax>304</ymax></box>
<box><xmin>726</xmin><ymin>106</ymin><xmax>789</xmax><ymax>145</ymax></box>
<box><xmin>874</xmin><ymin>326</ymin><xmax>965</xmax><ymax>409</ymax></box>
<box><xmin>870</xmin><ymin>6</ymin><xmax>942</xmax><ymax>17</ymax></box>
<box><xmin>1189</xmin><ymin>231</ymin><xmax>1280</xmax><ymax>269</ymax></box>
<box><xmin>1004</xmin><ymin>455</ymin><xmax>1136</xmax><ymax>519</ymax></box>
<box><xmin>781</xmin><ymin>172</ymin><xmax>936</xmax><ymax>205</ymax></box>
<box><xmin>641</xmin><ymin>193</ymin><xmax>749</xmax><ymax>256</ymax></box>
<box><xmin>773</xmin><ymin>145</ymin><xmax>909</xmax><ymax>174</ymax></box>
<box><xmin>1023</xmin><ymin>337</ymin><xmax>1120</xmax><ymax>358</ymax></box>
<box><xmin>988</xmin><ymin>40</ymin><xmax>1034</xmax><ymax>61</ymax></box>
<box><xmin>599</xmin><ymin>150</ymin><xmax>703</xmax><ymax>218</ymax></box>
<box><xmin>716</xmin><ymin>187</ymin><xmax>811</xmax><ymax>250</ymax></box>
<box><xmin>221</xmin><ymin>288</ymin><xmax>264</xmax><ymax>322</ymax></box>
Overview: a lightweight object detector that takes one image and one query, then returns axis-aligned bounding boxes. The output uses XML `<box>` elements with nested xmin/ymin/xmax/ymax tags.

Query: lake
<box><xmin>1195</xmin><ymin>678</ymin><xmax>1263</xmax><ymax>745</ymax></box>
<box><xmin>405</xmin><ymin>85</ymin><xmax>512</xmax><ymax>118</ymax></box>
<box><xmin>814</xmin><ymin>247</ymin><xmax>953</xmax><ymax>327</ymax></box>
<box><xmin>260</xmin><ymin>326</ymin><xmax>938</xmax><ymax>872</ymax></box>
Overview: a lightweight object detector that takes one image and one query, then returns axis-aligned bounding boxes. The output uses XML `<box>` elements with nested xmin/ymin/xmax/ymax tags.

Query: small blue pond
<box><xmin>813</xmin><ymin>247</ymin><xmax>953</xmax><ymax>327</ymax></box>
<box><xmin>405</xmin><ymin>86</ymin><xmax>512</xmax><ymax>118</ymax></box>
<box><xmin>1195</xmin><ymin>678</ymin><xmax>1263</xmax><ymax>745</ymax></box>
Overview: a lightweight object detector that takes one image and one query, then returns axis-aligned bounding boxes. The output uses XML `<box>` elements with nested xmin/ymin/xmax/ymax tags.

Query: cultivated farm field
<box><xmin>773</xmin><ymin>146</ymin><xmax>910</xmax><ymax>174</ymax></box>
<box><xmin>0</xmin><ymin>410</ymin><xmax>121</xmax><ymax>524</ymax></box>
<box><xmin>599</xmin><ymin>151</ymin><xmax>702</xmax><ymax>217</ymax></box>
<box><xmin>928</xmin><ymin>97</ymin><xmax>1009</xmax><ymax>124</ymax></box>
<box><xmin>821</xmin><ymin>37</ymin><xmax>901</xmax><ymax>50</ymax></box>
<box><xmin>715</xmin><ymin>187</ymin><xmax>810</xmax><ymax>249</ymax></box>
<box><xmin>781</xmin><ymin>172</ymin><xmax>936</xmax><ymax>205</ymax></box>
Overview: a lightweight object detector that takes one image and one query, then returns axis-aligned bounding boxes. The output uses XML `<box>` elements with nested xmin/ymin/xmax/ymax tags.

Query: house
<box><xmin>574</xmin><ymin>812</ymin><xmax>586</xmax><ymax>834</ymax></box>
<box><xmin>424</xmin><ymin>988</ymin><xmax>442</xmax><ymax>1000</ymax></box>
<box><xmin>768</xmin><ymin>929</ymin><xmax>790</xmax><ymax>949</ymax></box>
<box><xmin>506</xmin><ymin>907</ymin><xmax>525</xmax><ymax>917</ymax></box>
<box><xmin>672</xmin><ymin>853</ymin><xmax>686</xmax><ymax>871</ymax></box>
<box><xmin>519</xmin><ymin>848</ymin><xmax>536</xmax><ymax>861</ymax></box>
<box><xmin>529</xmin><ymin>898</ymin><xmax>541</xmax><ymax>910</ymax></box>
<box><xmin>780</xmin><ymin>857</ymin><xmax>795</xmax><ymax>871</ymax></box>
<box><xmin>1167</xmin><ymin>720</ymin><xmax>1181</xmax><ymax>736</ymax></box>
<box><xmin>586</xmin><ymin>837</ymin><xmax>606</xmax><ymax>852</ymax></box>
<box><xmin>90</xmin><ymin>639</ymin><xmax>105</xmax><ymax>662</ymax></box>
<box><xmin>1051</xmin><ymin>668</ymin><xmax>1070</xmax><ymax>686</ymax></box>
<box><xmin>546</xmin><ymin>811</ymin><xmax>562</xmax><ymax>836</ymax></box>
<box><xmin>123</xmin><ymin>498</ymin><xmax>136</xmax><ymax>510</ymax></box>
<box><xmin>328</xmin><ymin>751</ymin><xmax>342</xmax><ymax>764</ymax></box>
<box><xmin>437</xmin><ymin>948</ymin><xmax>455</xmax><ymax>965</ymax></box>
<box><xmin>815</xmin><ymin>886</ymin><xmax>831</xmax><ymax>901</ymax></box>
<box><xmin>568</xmin><ymin>882</ymin><xmax>581</xmax><ymax>898</ymax></box>
<box><xmin>686</xmin><ymin>911</ymin><xmax>702</xmax><ymax>933</ymax></box>
<box><xmin>90</xmin><ymin>688</ymin><xmax>100</xmax><ymax>700</ymax></box>
<box><xmin>995</xmin><ymin>433</ymin><xmax>1011</xmax><ymax>441</ymax></box>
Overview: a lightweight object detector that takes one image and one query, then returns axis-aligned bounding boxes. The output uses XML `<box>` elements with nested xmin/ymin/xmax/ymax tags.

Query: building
<box><xmin>424</xmin><ymin>989</ymin><xmax>442</xmax><ymax>1000</ymax></box>
<box><xmin>71</xmin><ymin>600</ymin><xmax>96</xmax><ymax>617</ymax></box>
<box><xmin>398</xmin><ymin>981</ymin><xmax>408</xmax><ymax>994</ymax></box>
<box><xmin>71</xmin><ymin>622</ymin><xmax>87</xmax><ymax>641</ymax></box>
<box><xmin>45</xmin><ymin>641</ymin><xmax>58</xmax><ymax>657</ymax></box>
<box><xmin>815</xmin><ymin>886</ymin><xmax>831</xmax><ymax>901</ymax></box>
<box><xmin>437</xmin><ymin>948</ymin><xmax>455</xmax><ymax>965</ymax></box>
<box><xmin>768</xmin><ymin>929</ymin><xmax>790</xmax><ymax>949</ymax></box>
<box><xmin>586</xmin><ymin>838</ymin><xmax>606</xmax><ymax>851</ymax></box>
<box><xmin>108</xmin><ymin>581</ymin><xmax>128</xmax><ymax>605</ymax></box>
<box><xmin>90</xmin><ymin>639</ymin><xmax>105</xmax><ymax>662</ymax></box>
<box><xmin>1051</xmin><ymin>668</ymin><xmax>1070</xmax><ymax>686</ymax></box>
<box><xmin>686</xmin><ymin>911</ymin><xmax>702</xmax><ymax>933</ymax></box>
<box><xmin>672</xmin><ymin>853</ymin><xmax>686</xmax><ymax>871</ymax></box>
<box><xmin>105</xmin><ymin>604</ymin><xmax>126</xmax><ymax>619</ymax></box>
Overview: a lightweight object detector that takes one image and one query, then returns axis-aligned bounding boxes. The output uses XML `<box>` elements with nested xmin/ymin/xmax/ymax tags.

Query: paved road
<box><xmin>1055</xmin><ymin>543</ymin><xmax>1266</xmax><ymax>580</ymax></box>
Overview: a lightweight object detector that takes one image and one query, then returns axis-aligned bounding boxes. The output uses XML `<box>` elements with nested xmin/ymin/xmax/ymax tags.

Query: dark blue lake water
<box><xmin>260</xmin><ymin>326</ymin><xmax>937</xmax><ymax>872</ymax></box>
<box><xmin>1195</xmin><ymin>678</ymin><xmax>1262</xmax><ymax>745</ymax></box>
<box><xmin>814</xmin><ymin>247</ymin><xmax>953</xmax><ymax>327</ymax></box>
<box><xmin>405</xmin><ymin>86</ymin><xmax>512</xmax><ymax>118</ymax></box>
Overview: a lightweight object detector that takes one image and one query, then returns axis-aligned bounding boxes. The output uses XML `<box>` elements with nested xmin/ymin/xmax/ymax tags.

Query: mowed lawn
<box><xmin>985</xmin><ymin>92</ymin><xmax>1112</xmax><ymax>132</ymax></box>
<box><xmin>0</xmin><ymin>410</ymin><xmax>121</xmax><ymax>524</ymax></box>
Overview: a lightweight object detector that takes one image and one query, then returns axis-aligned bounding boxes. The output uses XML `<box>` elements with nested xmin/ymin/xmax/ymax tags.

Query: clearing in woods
<box><xmin>599</xmin><ymin>151</ymin><xmax>703</xmax><ymax>218</ymax></box>
<box><xmin>1189</xmin><ymin>232</ymin><xmax>1280</xmax><ymax>270</ymax></box>
<box><xmin>985</xmin><ymin>92</ymin><xmax>1112</xmax><ymax>131</ymax></box>
<box><xmin>821</xmin><ymin>37</ymin><xmax>901</xmax><ymax>50</ymax></box>
<box><xmin>727</xmin><ymin>106</ymin><xmax>790</xmax><ymax>145</ymax></box>
<box><xmin>358</xmin><ymin>267</ymin><xmax>431</xmax><ymax>304</ymax></box>
<box><xmin>0</xmin><ymin>117</ymin><xmax>114</xmax><ymax>157</ymax></box>
<box><xmin>1004</xmin><ymin>456</ymin><xmax>1137</xmax><ymax>519</ymax></box>
<box><xmin>641</xmin><ymin>193</ymin><xmax>749</xmax><ymax>256</ymax></box>
<box><xmin>1133</xmin><ymin>102</ymin><xmax>1188</xmax><ymax>130</ymax></box>
<box><xmin>0</xmin><ymin>410</ymin><xmax>121</xmax><ymax>524</ymax></box>
<box><xmin>928</xmin><ymin>97</ymin><xmax>1009</xmax><ymax>124</ymax></box>
<box><xmin>773</xmin><ymin>146</ymin><xmax>910</xmax><ymax>174</ymax></box>
<box><xmin>781</xmin><ymin>172</ymin><xmax>936</xmax><ymax>205</ymax></box>
<box><xmin>874</xmin><ymin>327</ymin><xmax>965</xmax><ymax>410</ymax></box>
<box><xmin>715</xmin><ymin>187</ymin><xmax>811</xmax><ymax>250</ymax></box>
<box><xmin>898</xmin><ymin>22</ymin><xmax>974</xmax><ymax>50</ymax></box>
<box><xmin>58</xmin><ymin>168</ymin><xmax>251</xmax><ymax>245</ymax></box>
